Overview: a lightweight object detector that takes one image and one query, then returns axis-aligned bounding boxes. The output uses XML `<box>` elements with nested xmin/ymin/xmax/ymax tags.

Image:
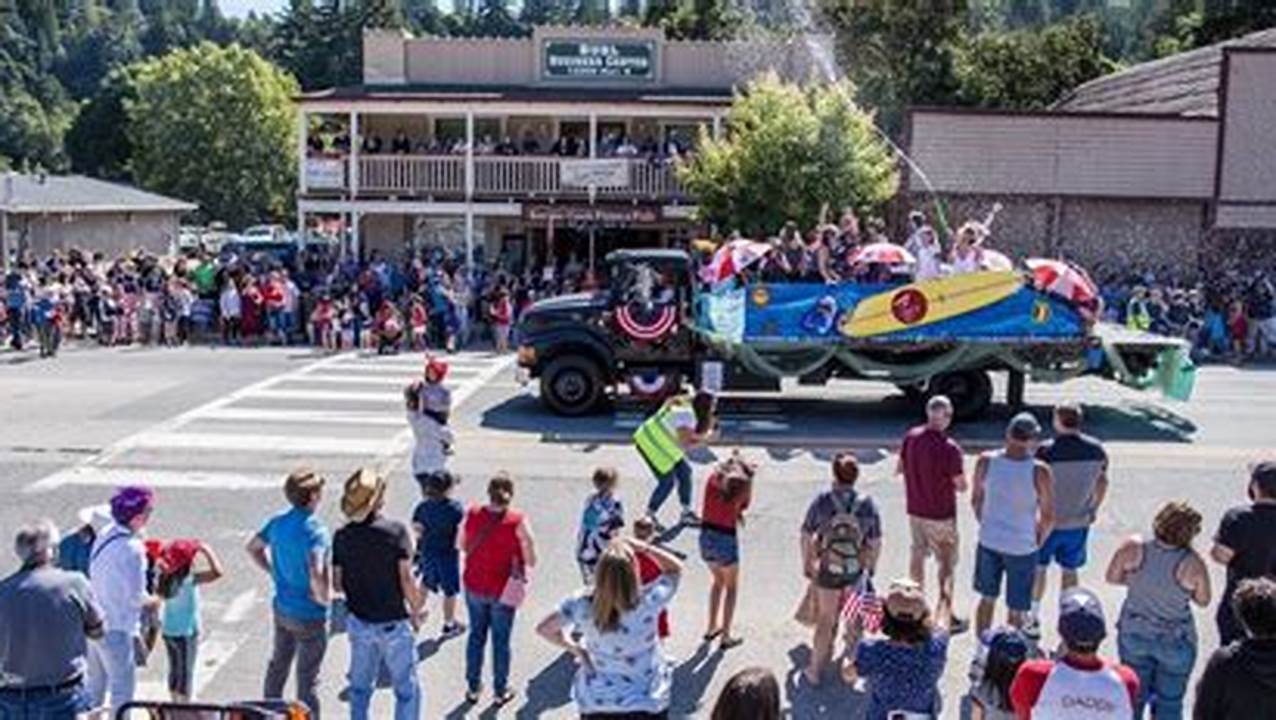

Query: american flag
<box><xmin>841</xmin><ymin>580</ymin><xmax>883</xmax><ymax>633</ymax></box>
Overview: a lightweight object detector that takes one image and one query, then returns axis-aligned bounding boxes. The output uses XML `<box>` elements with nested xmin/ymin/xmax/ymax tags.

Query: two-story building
<box><xmin>295</xmin><ymin>25</ymin><xmax>826</xmax><ymax>270</ymax></box>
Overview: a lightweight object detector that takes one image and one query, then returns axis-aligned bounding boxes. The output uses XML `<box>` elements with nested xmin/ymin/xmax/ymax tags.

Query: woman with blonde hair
<box><xmin>536</xmin><ymin>539</ymin><xmax>683</xmax><ymax>719</ymax></box>
<box><xmin>1106</xmin><ymin>500</ymin><xmax>1211</xmax><ymax>720</ymax></box>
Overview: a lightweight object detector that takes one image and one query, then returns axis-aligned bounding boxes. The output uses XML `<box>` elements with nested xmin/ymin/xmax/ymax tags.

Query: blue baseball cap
<box><xmin>1059</xmin><ymin>588</ymin><xmax>1107</xmax><ymax>646</ymax></box>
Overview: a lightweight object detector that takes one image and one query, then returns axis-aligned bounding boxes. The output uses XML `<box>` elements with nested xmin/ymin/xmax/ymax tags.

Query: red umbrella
<box><xmin>1025</xmin><ymin>258</ymin><xmax>1099</xmax><ymax>304</ymax></box>
<box><xmin>701</xmin><ymin>239</ymin><xmax>772</xmax><ymax>284</ymax></box>
<box><xmin>851</xmin><ymin>242</ymin><xmax>916</xmax><ymax>266</ymax></box>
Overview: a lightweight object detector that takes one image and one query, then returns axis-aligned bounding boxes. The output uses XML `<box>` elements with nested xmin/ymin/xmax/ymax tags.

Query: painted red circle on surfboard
<box><xmin>890</xmin><ymin>288</ymin><xmax>929</xmax><ymax>325</ymax></box>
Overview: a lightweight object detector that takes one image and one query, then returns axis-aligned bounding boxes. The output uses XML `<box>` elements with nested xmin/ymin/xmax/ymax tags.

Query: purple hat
<box><xmin>110</xmin><ymin>486</ymin><xmax>155</xmax><ymax>526</ymax></box>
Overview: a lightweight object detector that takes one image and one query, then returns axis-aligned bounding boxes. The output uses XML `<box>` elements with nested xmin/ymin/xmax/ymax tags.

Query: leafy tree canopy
<box><xmin>678</xmin><ymin>73</ymin><xmax>898</xmax><ymax>236</ymax></box>
<box><xmin>126</xmin><ymin>42</ymin><xmax>299</xmax><ymax>227</ymax></box>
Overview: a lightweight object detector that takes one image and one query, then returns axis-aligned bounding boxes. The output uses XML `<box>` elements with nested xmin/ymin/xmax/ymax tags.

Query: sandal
<box><xmin>703</xmin><ymin>629</ymin><xmax>723</xmax><ymax>642</ymax></box>
<box><xmin>719</xmin><ymin>636</ymin><xmax>744</xmax><ymax>650</ymax></box>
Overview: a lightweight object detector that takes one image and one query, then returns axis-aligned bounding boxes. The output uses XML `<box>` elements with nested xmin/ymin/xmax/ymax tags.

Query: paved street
<box><xmin>2</xmin><ymin>346</ymin><xmax>1273</xmax><ymax>718</ymax></box>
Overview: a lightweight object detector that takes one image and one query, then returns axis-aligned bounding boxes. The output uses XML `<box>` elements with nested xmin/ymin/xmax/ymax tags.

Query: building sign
<box><xmin>543</xmin><ymin>41</ymin><xmax>655</xmax><ymax>81</ymax></box>
<box><xmin>304</xmin><ymin>158</ymin><xmax>346</xmax><ymax>190</ymax></box>
<box><xmin>525</xmin><ymin>204</ymin><xmax>661</xmax><ymax>225</ymax></box>
<box><xmin>561</xmin><ymin>159</ymin><xmax>630</xmax><ymax>188</ymax></box>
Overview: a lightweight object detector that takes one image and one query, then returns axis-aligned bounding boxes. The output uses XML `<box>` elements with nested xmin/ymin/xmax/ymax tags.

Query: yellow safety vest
<box><xmin>634</xmin><ymin>400</ymin><xmax>687</xmax><ymax>475</ymax></box>
<box><xmin>1126</xmin><ymin>299</ymin><xmax>1151</xmax><ymax>331</ymax></box>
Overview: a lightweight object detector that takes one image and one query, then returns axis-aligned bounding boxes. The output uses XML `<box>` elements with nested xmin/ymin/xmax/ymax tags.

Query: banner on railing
<box><xmin>561</xmin><ymin>159</ymin><xmax>629</xmax><ymax>188</ymax></box>
<box><xmin>304</xmin><ymin>158</ymin><xmax>346</xmax><ymax>190</ymax></box>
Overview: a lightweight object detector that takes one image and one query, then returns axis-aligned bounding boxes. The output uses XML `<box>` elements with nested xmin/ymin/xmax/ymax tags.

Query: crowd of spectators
<box><xmin>1097</xmin><ymin>264</ymin><xmax>1276</xmax><ymax>364</ymax></box>
<box><xmin>1</xmin><ymin>242</ymin><xmax>590</xmax><ymax>358</ymax></box>
<box><xmin>307</xmin><ymin>127</ymin><xmax>694</xmax><ymax>162</ymax></box>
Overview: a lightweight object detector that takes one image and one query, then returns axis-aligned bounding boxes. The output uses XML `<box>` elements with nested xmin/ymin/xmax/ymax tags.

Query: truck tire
<box><xmin>540</xmin><ymin>355</ymin><xmax>606</xmax><ymax>416</ymax></box>
<box><xmin>929</xmin><ymin>370</ymin><xmax>993</xmax><ymax>421</ymax></box>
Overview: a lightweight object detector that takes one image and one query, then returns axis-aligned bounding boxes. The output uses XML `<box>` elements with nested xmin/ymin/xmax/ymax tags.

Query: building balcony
<box><xmin>303</xmin><ymin>155</ymin><xmax>689</xmax><ymax>202</ymax></box>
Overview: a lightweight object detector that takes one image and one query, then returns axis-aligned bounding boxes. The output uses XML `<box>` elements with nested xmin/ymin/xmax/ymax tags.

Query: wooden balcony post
<box><xmin>350</xmin><ymin>111</ymin><xmax>360</xmax><ymax>196</ymax></box>
<box><xmin>589</xmin><ymin>112</ymin><xmax>598</xmax><ymax>159</ymax></box>
<box><xmin>297</xmin><ymin>109</ymin><xmax>309</xmax><ymax>196</ymax></box>
<box><xmin>465</xmin><ymin>111</ymin><xmax>475</xmax><ymax>200</ymax></box>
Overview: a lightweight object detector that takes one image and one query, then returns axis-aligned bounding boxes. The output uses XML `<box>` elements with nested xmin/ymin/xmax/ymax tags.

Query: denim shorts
<box><xmin>699</xmin><ymin>527</ymin><xmax>739</xmax><ymax>566</ymax></box>
<box><xmin>974</xmin><ymin>544</ymin><xmax>1036</xmax><ymax>611</ymax></box>
<box><xmin>418</xmin><ymin>550</ymin><xmax>460</xmax><ymax>596</ymax></box>
<box><xmin>1037</xmin><ymin>527</ymin><xmax>1089</xmax><ymax>570</ymax></box>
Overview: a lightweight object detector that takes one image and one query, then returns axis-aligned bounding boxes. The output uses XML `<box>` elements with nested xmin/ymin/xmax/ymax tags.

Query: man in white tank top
<box><xmin>1009</xmin><ymin>588</ymin><xmax>1139</xmax><ymax>718</ymax></box>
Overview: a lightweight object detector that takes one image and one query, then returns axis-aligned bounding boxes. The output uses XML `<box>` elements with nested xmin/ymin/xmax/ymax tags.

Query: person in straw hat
<box><xmin>333</xmin><ymin>467</ymin><xmax>425</xmax><ymax>720</ymax></box>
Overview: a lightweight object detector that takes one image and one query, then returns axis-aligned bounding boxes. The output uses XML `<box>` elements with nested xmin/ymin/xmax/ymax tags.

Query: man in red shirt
<box><xmin>898</xmin><ymin>394</ymin><xmax>968</xmax><ymax>632</ymax></box>
<box><xmin>1010</xmin><ymin>588</ymin><xmax>1139</xmax><ymax>719</ymax></box>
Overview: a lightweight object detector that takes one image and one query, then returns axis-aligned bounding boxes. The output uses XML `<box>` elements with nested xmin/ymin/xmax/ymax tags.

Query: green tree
<box><xmin>678</xmin><ymin>73</ymin><xmax>897</xmax><ymax>236</ymax></box>
<box><xmin>520</xmin><ymin>0</ymin><xmax>575</xmax><ymax>27</ymax></box>
<box><xmin>66</xmin><ymin>64</ymin><xmax>138</xmax><ymax>179</ymax></box>
<box><xmin>271</xmin><ymin>0</ymin><xmax>361</xmax><ymax>90</ymax></box>
<box><xmin>653</xmin><ymin>0</ymin><xmax>743</xmax><ymax>40</ymax></box>
<box><xmin>819</xmin><ymin>0</ymin><xmax>965</xmax><ymax>134</ymax></box>
<box><xmin>471</xmin><ymin>0</ymin><xmax>525</xmax><ymax>36</ymax></box>
<box><xmin>126</xmin><ymin>42</ymin><xmax>299</xmax><ymax>227</ymax></box>
<box><xmin>955</xmin><ymin>14</ymin><xmax>1116</xmax><ymax>109</ymax></box>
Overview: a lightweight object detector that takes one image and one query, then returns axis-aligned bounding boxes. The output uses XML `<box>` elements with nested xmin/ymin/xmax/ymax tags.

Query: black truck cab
<box><xmin>516</xmin><ymin>249</ymin><xmax>697</xmax><ymax>415</ymax></box>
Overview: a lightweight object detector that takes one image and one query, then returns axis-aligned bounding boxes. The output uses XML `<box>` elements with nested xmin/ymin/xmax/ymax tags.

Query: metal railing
<box><xmin>350</xmin><ymin>155</ymin><xmax>685</xmax><ymax>199</ymax></box>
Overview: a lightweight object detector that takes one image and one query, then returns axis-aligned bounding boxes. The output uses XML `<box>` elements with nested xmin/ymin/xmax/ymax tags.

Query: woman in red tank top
<box><xmin>460</xmin><ymin>472</ymin><xmax>537</xmax><ymax>706</ymax></box>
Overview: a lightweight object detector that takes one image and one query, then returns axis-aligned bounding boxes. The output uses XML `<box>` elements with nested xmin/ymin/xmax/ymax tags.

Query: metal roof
<box><xmin>1056</xmin><ymin>27</ymin><xmax>1276</xmax><ymax>117</ymax></box>
<box><xmin>298</xmin><ymin>84</ymin><xmax>733</xmax><ymax>105</ymax></box>
<box><xmin>0</xmin><ymin>174</ymin><xmax>197</xmax><ymax>215</ymax></box>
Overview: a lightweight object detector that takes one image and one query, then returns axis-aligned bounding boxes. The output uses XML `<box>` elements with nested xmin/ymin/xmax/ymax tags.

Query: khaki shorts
<box><xmin>909</xmin><ymin>516</ymin><xmax>959</xmax><ymax>564</ymax></box>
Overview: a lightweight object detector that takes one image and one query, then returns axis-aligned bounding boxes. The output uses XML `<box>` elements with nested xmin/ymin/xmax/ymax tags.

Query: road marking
<box><xmin>219</xmin><ymin>589</ymin><xmax>259</xmax><ymax>624</ymax></box>
<box><xmin>196</xmin><ymin>407</ymin><xmax>407</xmax><ymax>426</ymax></box>
<box><xmin>117</xmin><ymin>431</ymin><xmax>398</xmax><ymax>455</ymax></box>
<box><xmin>247</xmin><ymin>388</ymin><xmax>402</xmax><ymax>403</ymax></box>
<box><xmin>277</xmin><ymin>373</ymin><xmax>423</xmax><ymax>386</ymax></box>
<box><xmin>28</xmin><ymin>467</ymin><xmax>281</xmax><ymax>491</ymax></box>
<box><xmin>24</xmin><ymin>352</ymin><xmax>515</xmax><ymax>492</ymax></box>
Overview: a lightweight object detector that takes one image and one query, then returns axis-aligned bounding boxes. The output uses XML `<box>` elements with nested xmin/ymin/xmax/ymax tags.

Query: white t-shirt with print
<box><xmin>558</xmin><ymin>574</ymin><xmax>679</xmax><ymax>714</ymax></box>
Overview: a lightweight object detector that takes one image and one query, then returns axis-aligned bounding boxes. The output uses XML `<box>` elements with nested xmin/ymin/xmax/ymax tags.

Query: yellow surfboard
<box><xmin>841</xmin><ymin>271</ymin><xmax>1025</xmax><ymax>338</ymax></box>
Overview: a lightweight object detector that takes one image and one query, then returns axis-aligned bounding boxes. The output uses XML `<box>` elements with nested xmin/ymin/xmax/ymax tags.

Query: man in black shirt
<box><xmin>333</xmin><ymin>468</ymin><xmax>425</xmax><ymax>720</ymax></box>
<box><xmin>1211</xmin><ymin>461</ymin><xmax>1276</xmax><ymax>645</ymax></box>
<box><xmin>1194</xmin><ymin>577</ymin><xmax>1276</xmax><ymax>720</ymax></box>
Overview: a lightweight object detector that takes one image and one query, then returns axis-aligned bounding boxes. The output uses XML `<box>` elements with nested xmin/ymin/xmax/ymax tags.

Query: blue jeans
<box><xmin>465</xmin><ymin>593</ymin><xmax>515</xmax><ymax>695</ymax></box>
<box><xmin>85</xmin><ymin>630</ymin><xmax>136</xmax><ymax>713</ymax></box>
<box><xmin>646</xmin><ymin>457</ymin><xmax>693</xmax><ymax>516</ymax></box>
<box><xmin>347</xmin><ymin>616</ymin><xmax>420</xmax><ymax>720</ymax></box>
<box><xmin>1118</xmin><ymin>625</ymin><xmax>1196</xmax><ymax>720</ymax></box>
<box><xmin>0</xmin><ymin>682</ymin><xmax>89</xmax><ymax>719</ymax></box>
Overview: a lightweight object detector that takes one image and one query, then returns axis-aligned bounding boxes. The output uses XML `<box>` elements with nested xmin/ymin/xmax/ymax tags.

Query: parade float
<box><xmin>515</xmin><ymin>246</ymin><xmax>1195</xmax><ymax>420</ymax></box>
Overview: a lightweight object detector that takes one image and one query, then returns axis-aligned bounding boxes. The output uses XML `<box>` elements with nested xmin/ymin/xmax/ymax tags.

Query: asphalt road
<box><xmin>2</xmin><ymin>343</ymin><xmax>1273</xmax><ymax>718</ymax></box>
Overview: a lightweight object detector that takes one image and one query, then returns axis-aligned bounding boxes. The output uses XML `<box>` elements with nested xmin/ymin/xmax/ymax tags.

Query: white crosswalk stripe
<box><xmin>24</xmin><ymin>350</ymin><xmax>515</xmax><ymax>493</ymax></box>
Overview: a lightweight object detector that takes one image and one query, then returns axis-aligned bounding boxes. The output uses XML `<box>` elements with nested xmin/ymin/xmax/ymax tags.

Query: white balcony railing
<box><xmin>350</xmin><ymin>155</ymin><xmax>686</xmax><ymax>200</ymax></box>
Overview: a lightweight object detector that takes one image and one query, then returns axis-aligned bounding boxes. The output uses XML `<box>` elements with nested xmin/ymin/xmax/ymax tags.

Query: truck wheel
<box><xmin>540</xmin><ymin>355</ymin><xmax>606</xmax><ymax>416</ymax></box>
<box><xmin>929</xmin><ymin>370</ymin><xmax>992</xmax><ymax>421</ymax></box>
